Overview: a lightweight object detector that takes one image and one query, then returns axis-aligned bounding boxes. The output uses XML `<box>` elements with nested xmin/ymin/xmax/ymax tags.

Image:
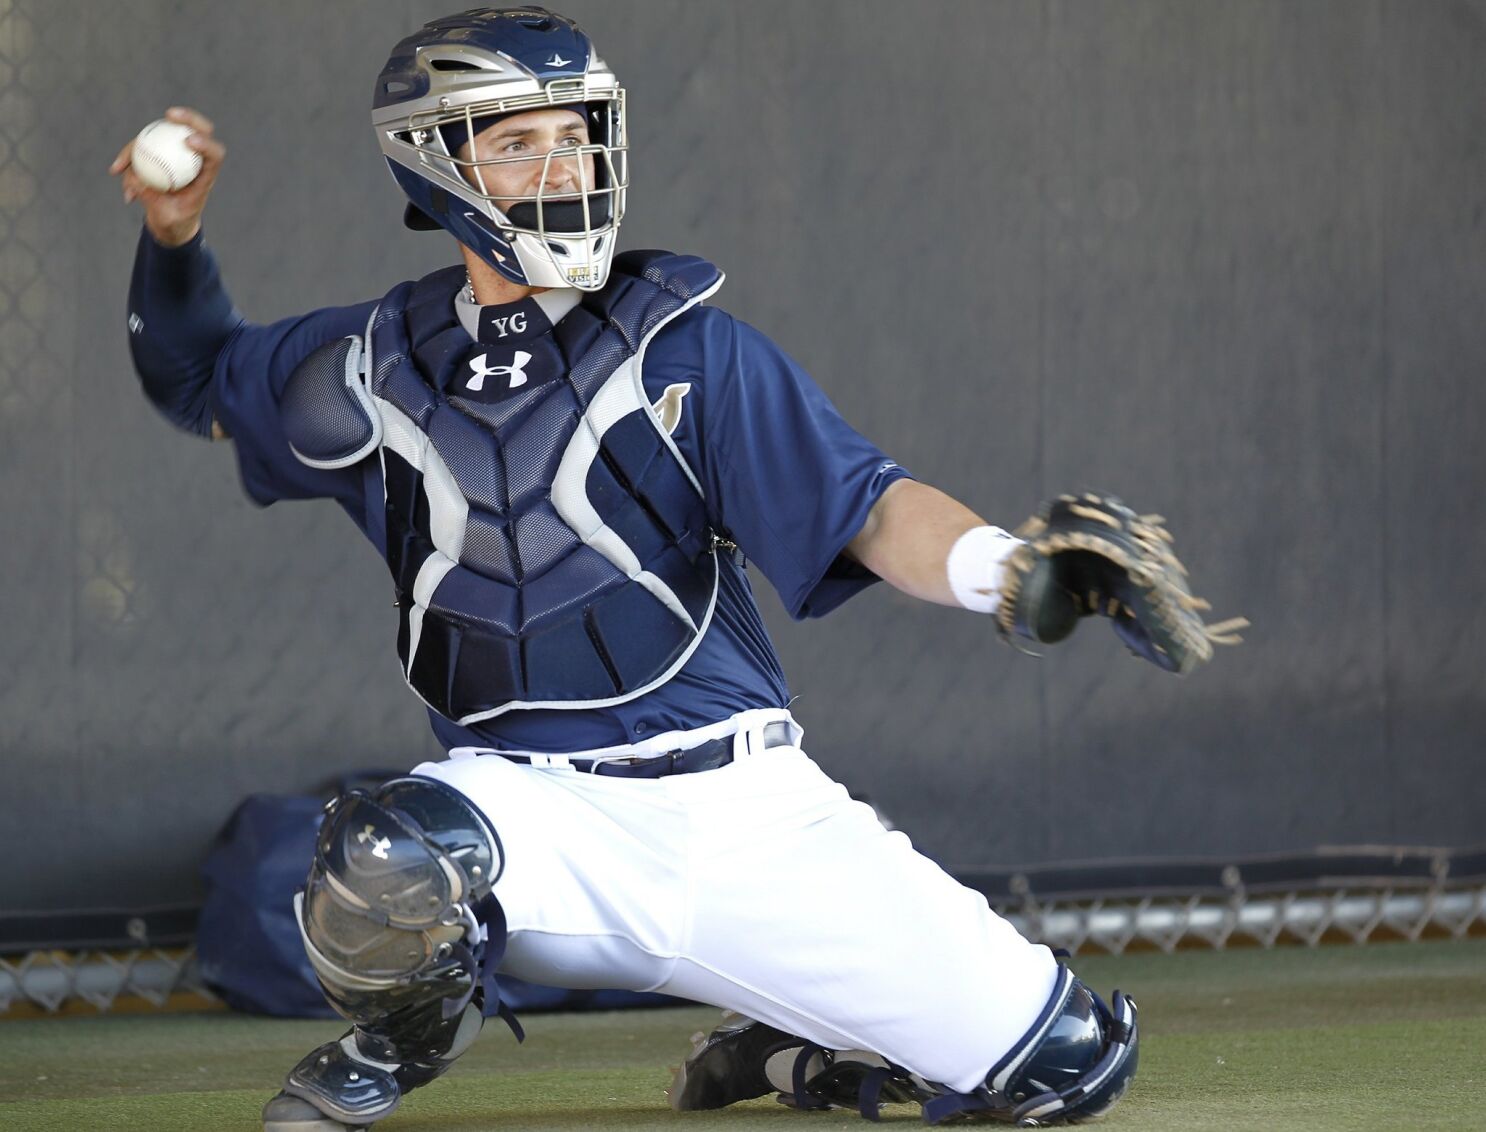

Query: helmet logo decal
<box><xmin>467</xmin><ymin>351</ymin><xmax>532</xmax><ymax>392</ymax></box>
<box><xmin>546</xmin><ymin>53</ymin><xmax>572</xmax><ymax>67</ymax></box>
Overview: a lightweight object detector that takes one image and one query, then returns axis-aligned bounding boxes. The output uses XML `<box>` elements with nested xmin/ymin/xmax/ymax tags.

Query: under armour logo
<box><xmin>468</xmin><ymin>351</ymin><xmax>532</xmax><ymax>392</ymax></box>
<box><xmin>356</xmin><ymin>825</ymin><xmax>392</xmax><ymax>860</ymax></box>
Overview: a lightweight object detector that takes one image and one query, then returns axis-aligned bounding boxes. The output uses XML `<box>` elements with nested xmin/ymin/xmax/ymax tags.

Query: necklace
<box><xmin>463</xmin><ymin>271</ymin><xmax>477</xmax><ymax>305</ymax></box>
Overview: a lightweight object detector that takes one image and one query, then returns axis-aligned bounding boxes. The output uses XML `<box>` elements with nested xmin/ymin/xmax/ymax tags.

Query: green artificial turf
<box><xmin>1</xmin><ymin>939</ymin><xmax>1482</xmax><ymax>1130</ymax></box>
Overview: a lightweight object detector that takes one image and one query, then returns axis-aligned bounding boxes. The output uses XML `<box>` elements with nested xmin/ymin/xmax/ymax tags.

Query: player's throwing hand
<box><xmin>109</xmin><ymin>106</ymin><xmax>225</xmax><ymax>247</ymax></box>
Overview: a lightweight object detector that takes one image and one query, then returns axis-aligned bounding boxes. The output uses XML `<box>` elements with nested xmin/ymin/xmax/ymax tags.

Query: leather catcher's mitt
<box><xmin>996</xmin><ymin>493</ymin><xmax>1247</xmax><ymax>675</ymax></box>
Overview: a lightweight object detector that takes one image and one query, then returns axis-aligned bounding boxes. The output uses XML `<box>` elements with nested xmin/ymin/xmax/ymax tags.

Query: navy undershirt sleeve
<box><xmin>209</xmin><ymin>301</ymin><xmax>379</xmax><ymax>516</ymax></box>
<box><xmin>644</xmin><ymin>306</ymin><xmax>911</xmax><ymax>620</ymax></box>
<box><xmin>126</xmin><ymin>222</ymin><xmax>379</xmax><ymax>519</ymax></box>
<box><xmin>126</xmin><ymin>226</ymin><xmax>243</xmax><ymax>438</ymax></box>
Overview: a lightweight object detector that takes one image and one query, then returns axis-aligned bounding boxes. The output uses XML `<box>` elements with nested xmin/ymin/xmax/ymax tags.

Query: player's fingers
<box><xmin>165</xmin><ymin>105</ymin><xmax>215</xmax><ymax>136</ymax></box>
<box><xmin>108</xmin><ymin>139</ymin><xmax>134</xmax><ymax>176</ymax></box>
<box><xmin>187</xmin><ymin>131</ymin><xmax>226</xmax><ymax>166</ymax></box>
<box><xmin>120</xmin><ymin>167</ymin><xmax>151</xmax><ymax>204</ymax></box>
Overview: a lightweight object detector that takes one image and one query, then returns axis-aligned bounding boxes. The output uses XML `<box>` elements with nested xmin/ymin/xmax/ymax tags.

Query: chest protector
<box><xmin>288</xmin><ymin>252</ymin><xmax>724</xmax><ymax>724</ymax></box>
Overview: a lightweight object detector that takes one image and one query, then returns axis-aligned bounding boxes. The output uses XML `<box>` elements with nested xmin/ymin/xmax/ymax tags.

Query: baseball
<box><xmin>130</xmin><ymin>119</ymin><xmax>203</xmax><ymax>192</ymax></box>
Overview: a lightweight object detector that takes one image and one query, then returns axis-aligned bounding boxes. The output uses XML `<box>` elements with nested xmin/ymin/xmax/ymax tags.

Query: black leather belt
<box><xmin>505</xmin><ymin>720</ymin><xmax>793</xmax><ymax>779</ymax></box>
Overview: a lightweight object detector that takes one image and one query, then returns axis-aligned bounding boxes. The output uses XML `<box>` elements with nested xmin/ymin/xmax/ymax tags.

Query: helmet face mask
<box><xmin>373</xmin><ymin>9</ymin><xmax>627</xmax><ymax>291</ymax></box>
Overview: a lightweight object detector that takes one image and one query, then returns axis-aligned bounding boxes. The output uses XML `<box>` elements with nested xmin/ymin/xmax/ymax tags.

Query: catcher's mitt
<box><xmin>996</xmin><ymin>492</ymin><xmax>1247</xmax><ymax>675</ymax></box>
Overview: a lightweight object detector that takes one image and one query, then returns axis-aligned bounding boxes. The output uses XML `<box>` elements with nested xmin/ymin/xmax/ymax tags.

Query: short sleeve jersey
<box><xmin>209</xmin><ymin>280</ymin><xmax>910</xmax><ymax>753</ymax></box>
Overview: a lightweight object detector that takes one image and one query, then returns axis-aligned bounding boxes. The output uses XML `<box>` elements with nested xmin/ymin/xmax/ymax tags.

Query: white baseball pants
<box><xmin>412</xmin><ymin>708</ymin><xmax>1056</xmax><ymax>1095</ymax></box>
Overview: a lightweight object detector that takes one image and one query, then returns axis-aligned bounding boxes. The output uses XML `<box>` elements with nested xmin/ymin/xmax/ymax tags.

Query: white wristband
<box><xmin>946</xmin><ymin>525</ymin><xmax>1024</xmax><ymax>614</ymax></box>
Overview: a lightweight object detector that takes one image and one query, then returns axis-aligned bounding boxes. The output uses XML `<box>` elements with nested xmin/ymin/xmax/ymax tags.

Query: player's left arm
<box><xmin>664</xmin><ymin>308</ymin><xmax>1017</xmax><ymax>620</ymax></box>
<box><xmin>853</xmin><ymin>479</ymin><xmax>1248</xmax><ymax>673</ymax></box>
<box><xmin>679</xmin><ymin>306</ymin><xmax>1243</xmax><ymax>669</ymax></box>
<box><xmin>844</xmin><ymin>479</ymin><xmax>1005</xmax><ymax>608</ymax></box>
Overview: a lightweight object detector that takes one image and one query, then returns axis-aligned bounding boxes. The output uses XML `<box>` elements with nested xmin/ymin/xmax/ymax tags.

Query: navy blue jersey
<box><xmin>130</xmin><ymin>235</ymin><xmax>909</xmax><ymax>752</ymax></box>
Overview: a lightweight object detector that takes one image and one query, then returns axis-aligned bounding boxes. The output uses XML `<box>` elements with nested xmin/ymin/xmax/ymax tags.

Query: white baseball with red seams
<box><xmin>130</xmin><ymin>119</ymin><xmax>203</xmax><ymax>192</ymax></box>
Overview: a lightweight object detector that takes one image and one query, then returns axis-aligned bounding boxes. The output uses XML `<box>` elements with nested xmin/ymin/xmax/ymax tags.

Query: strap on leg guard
<box><xmin>778</xmin><ymin>1044</ymin><xmax>832</xmax><ymax>1111</ymax></box>
<box><xmin>774</xmin><ymin>1042</ymin><xmax>931</xmax><ymax>1121</ymax></box>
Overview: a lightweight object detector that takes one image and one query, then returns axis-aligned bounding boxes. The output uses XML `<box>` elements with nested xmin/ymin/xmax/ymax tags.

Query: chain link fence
<box><xmin>4</xmin><ymin>845</ymin><xmax>1482</xmax><ymax>1016</ymax></box>
<box><xmin>0</xmin><ymin>949</ymin><xmax>212</xmax><ymax>1017</ymax></box>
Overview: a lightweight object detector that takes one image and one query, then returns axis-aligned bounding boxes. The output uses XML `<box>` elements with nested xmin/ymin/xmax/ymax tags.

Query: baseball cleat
<box><xmin>262</xmin><ymin>1090</ymin><xmax>368</xmax><ymax>1132</ymax></box>
<box><xmin>667</xmin><ymin>1011</ymin><xmax>798</xmax><ymax>1111</ymax></box>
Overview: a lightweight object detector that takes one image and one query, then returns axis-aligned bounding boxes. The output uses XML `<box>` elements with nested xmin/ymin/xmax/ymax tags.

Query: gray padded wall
<box><xmin>2</xmin><ymin>1</ymin><xmax>1482</xmax><ymax>911</ymax></box>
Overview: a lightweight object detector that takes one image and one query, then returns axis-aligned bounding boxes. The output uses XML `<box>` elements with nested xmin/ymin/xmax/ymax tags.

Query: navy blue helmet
<box><xmin>372</xmin><ymin>8</ymin><xmax>626</xmax><ymax>290</ymax></box>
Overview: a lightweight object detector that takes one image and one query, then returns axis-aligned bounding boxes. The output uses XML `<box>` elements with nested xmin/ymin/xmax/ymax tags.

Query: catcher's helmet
<box><xmin>373</xmin><ymin>7</ymin><xmax>626</xmax><ymax>290</ymax></box>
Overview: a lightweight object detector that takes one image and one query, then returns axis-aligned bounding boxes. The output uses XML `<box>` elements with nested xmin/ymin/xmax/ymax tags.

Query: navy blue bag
<box><xmin>197</xmin><ymin>788</ymin><xmax>679</xmax><ymax>1017</ymax></box>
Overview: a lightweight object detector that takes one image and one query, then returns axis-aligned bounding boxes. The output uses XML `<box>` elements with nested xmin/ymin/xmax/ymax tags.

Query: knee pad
<box><xmin>777</xmin><ymin>966</ymin><xmax>1137</xmax><ymax>1125</ymax></box>
<box><xmin>281</xmin><ymin>776</ymin><xmax>514</xmax><ymax>1128</ymax></box>
<box><xmin>923</xmin><ymin>965</ymin><xmax>1139</xmax><ymax>1125</ymax></box>
<box><xmin>296</xmin><ymin>776</ymin><xmax>506</xmax><ymax>1040</ymax></box>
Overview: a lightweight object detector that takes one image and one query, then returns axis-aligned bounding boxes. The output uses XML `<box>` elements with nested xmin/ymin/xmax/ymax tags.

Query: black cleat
<box><xmin>667</xmin><ymin>1012</ymin><xmax>801</xmax><ymax>1111</ymax></box>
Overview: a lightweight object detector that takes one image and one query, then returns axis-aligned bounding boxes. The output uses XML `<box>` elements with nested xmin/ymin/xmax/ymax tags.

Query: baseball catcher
<box><xmin>112</xmin><ymin>7</ymin><xmax>1242</xmax><ymax>1128</ymax></box>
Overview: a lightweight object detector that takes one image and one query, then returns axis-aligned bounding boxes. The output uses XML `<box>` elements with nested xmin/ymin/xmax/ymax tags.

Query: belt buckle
<box><xmin>590</xmin><ymin>747</ymin><xmax>682</xmax><ymax>776</ymax></box>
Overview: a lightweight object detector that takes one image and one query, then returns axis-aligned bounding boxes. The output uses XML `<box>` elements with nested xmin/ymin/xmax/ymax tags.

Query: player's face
<box><xmin>458</xmin><ymin>107</ymin><xmax>596</xmax><ymax>215</ymax></box>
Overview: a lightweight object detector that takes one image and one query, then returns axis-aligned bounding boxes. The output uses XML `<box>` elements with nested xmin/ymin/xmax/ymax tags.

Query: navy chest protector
<box><xmin>282</xmin><ymin>252</ymin><xmax>724</xmax><ymax>724</ymax></box>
